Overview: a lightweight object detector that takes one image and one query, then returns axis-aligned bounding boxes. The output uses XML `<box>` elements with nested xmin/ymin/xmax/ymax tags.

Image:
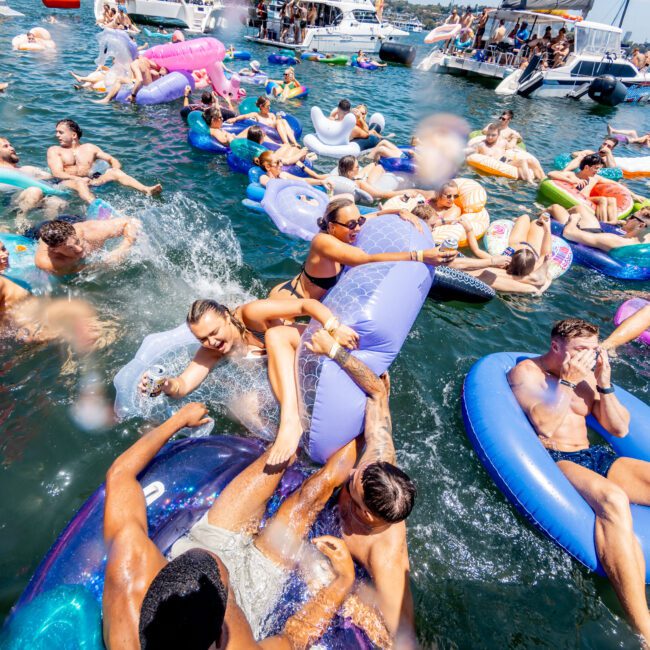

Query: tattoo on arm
<box><xmin>330</xmin><ymin>346</ymin><xmax>395</xmax><ymax>464</ymax></box>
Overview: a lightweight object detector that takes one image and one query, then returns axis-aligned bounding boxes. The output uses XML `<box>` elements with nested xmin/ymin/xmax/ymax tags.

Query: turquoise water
<box><xmin>2</xmin><ymin>2</ymin><xmax>650</xmax><ymax>647</ymax></box>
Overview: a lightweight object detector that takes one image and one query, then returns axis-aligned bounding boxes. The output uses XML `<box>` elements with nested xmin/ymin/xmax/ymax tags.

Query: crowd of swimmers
<box><xmin>4</xmin><ymin>13</ymin><xmax>650</xmax><ymax>650</ymax></box>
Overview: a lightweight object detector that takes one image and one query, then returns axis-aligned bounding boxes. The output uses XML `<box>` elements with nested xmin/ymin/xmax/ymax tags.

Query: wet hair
<box><xmin>247</xmin><ymin>125</ymin><xmax>264</xmax><ymax>144</ymax></box>
<box><xmin>256</xmin><ymin>95</ymin><xmax>270</xmax><ymax>108</ymax></box>
<box><xmin>338</xmin><ymin>99</ymin><xmax>351</xmax><ymax>112</ymax></box>
<box><xmin>337</xmin><ymin>155</ymin><xmax>357</xmax><ymax>178</ymax></box>
<box><xmin>318</xmin><ymin>196</ymin><xmax>354</xmax><ymax>231</ymax></box>
<box><xmin>551</xmin><ymin>318</ymin><xmax>599</xmax><ymax>341</ymax></box>
<box><xmin>361</xmin><ymin>462</ymin><xmax>416</xmax><ymax>523</ymax></box>
<box><xmin>501</xmin><ymin>109</ymin><xmax>514</xmax><ymax>119</ymax></box>
<box><xmin>186</xmin><ymin>299</ymin><xmax>246</xmax><ymax>338</ymax></box>
<box><xmin>56</xmin><ymin>119</ymin><xmax>83</xmax><ymax>140</ymax></box>
<box><xmin>139</xmin><ymin>549</ymin><xmax>227</xmax><ymax>650</ymax></box>
<box><xmin>507</xmin><ymin>248</ymin><xmax>537</xmax><ymax>277</ymax></box>
<box><xmin>412</xmin><ymin>203</ymin><xmax>435</xmax><ymax>220</ymax></box>
<box><xmin>39</xmin><ymin>220</ymin><xmax>76</xmax><ymax>247</ymax></box>
<box><xmin>602</xmin><ymin>137</ymin><xmax>618</xmax><ymax>149</ymax></box>
<box><xmin>579</xmin><ymin>153</ymin><xmax>602</xmax><ymax>170</ymax></box>
<box><xmin>203</xmin><ymin>106</ymin><xmax>223</xmax><ymax>126</ymax></box>
<box><xmin>258</xmin><ymin>150</ymin><xmax>275</xmax><ymax>171</ymax></box>
<box><xmin>200</xmin><ymin>91</ymin><xmax>213</xmax><ymax>105</ymax></box>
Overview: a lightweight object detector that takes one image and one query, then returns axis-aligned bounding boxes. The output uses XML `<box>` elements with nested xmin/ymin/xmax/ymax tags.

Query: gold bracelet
<box><xmin>324</xmin><ymin>316</ymin><xmax>339</xmax><ymax>334</ymax></box>
<box><xmin>328</xmin><ymin>342</ymin><xmax>341</xmax><ymax>359</ymax></box>
<box><xmin>416</xmin><ymin>250</ymin><xmax>424</xmax><ymax>263</ymax></box>
<box><xmin>410</xmin><ymin>250</ymin><xmax>416</xmax><ymax>261</ymax></box>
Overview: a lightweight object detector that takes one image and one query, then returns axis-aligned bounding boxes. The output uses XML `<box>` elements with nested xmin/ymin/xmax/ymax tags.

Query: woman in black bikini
<box><xmin>268</xmin><ymin>196</ymin><xmax>455</xmax><ymax>300</ymax></box>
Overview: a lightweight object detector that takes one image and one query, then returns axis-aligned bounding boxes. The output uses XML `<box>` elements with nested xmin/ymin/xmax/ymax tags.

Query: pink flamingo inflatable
<box><xmin>144</xmin><ymin>37</ymin><xmax>245</xmax><ymax>101</ymax></box>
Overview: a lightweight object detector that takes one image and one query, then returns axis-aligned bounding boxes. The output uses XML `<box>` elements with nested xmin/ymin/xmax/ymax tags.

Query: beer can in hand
<box><xmin>144</xmin><ymin>365</ymin><xmax>167</xmax><ymax>397</ymax></box>
<box><xmin>439</xmin><ymin>238</ymin><xmax>459</xmax><ymax>253</ymax></box>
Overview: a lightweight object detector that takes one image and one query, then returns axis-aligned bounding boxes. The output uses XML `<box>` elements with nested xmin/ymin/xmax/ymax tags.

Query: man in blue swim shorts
<box><xmin>509</xmin><ymin>318</ymin><xmax>650</xmax><ymax>645</ymax></box>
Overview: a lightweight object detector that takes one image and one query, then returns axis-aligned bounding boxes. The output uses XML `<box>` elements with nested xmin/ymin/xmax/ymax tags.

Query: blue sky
<box><xmin>411</xmin><ymin>1</ymin><xmax>650</xmax><ymax>42</ymax></box>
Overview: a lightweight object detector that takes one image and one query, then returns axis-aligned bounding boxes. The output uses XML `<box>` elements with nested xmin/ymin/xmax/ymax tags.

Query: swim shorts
<box><xmin>548</xmin><ymin>444</ymin><xmax>618</xmax><ymax>477</ymax></box>
<box><xmin>353</xmin><ymin>135</ymin><xmax>381</xmax><ymax>151</ymax></box>
<box><xmin>169</xmin><ymin>514</ymin><xmax>287</xmax><ymax>639</ymax></box>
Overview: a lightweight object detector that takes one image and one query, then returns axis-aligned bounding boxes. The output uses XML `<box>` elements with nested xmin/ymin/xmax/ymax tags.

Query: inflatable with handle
<box><xmin>303</xmin><ymin>107</ymin><xmax>361</xmax><ymax>159</ymax></box>
<box><xmin>463</xmin><ymin>351</ymin><xmax>650</xmax><ymax>581</ymax></box>
<box><xmin>115</xmin><ymin>71</ymin><xmax>195</xmax><ymax>105</ymax></box>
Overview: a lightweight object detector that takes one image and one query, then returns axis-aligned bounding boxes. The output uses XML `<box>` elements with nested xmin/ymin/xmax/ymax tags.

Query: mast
<box><xmin>618</xmin><ymin>0</ymin><xmax>630</xmax><ymax>28</ymax></box>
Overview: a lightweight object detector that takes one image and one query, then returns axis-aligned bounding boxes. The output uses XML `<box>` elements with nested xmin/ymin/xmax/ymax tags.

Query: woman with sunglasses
<box><xmin>226</xmin><ymin>96</ymin><xmax>299</xmax><ymax>146</ymax></box>
<box><xmin>424</xmin><ymin>181</ymin><xmax>462</xmax><ymax>227</ymax></box>
<box><xmin>269</xmin><ymin>195</ymin><xmax>457</xmax><ymax>300</ymax></box>
<box><xmin>350</xmin><ymin>104</ymin><xmax>395</xmax><ymax>153</ymax></box>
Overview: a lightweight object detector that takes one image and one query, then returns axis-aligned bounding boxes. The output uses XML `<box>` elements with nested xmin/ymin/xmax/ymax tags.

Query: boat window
<box><xmin>352</xmin><ymin>10</ymin><xmax>379</xmax><ymax>24</ymax></box>
<box><xmin>316</xmin><ymin>5</ymin><xmax>342</xmax><ymax>26</ymax></box>
<box><xmin>571</xmin><ymin>60</ymin><xmax>637</xmax><ymax>78</ymax></box>
<box><xmin>574</xmin><ymin>25</ymin><xmax>622</xmax><ymax>57</ymax></box>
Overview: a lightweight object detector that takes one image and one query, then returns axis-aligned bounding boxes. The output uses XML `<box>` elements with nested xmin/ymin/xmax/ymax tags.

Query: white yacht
<box><xmin>385</xmin><ymin>14</ymin><xmax>424</xmax><ymax>33</ymax></box>
<box><xmin>245</xmin><ymin>0</ymin><xmax>407</xmax><ymax>54</ymax></box>
<box><xmin>513</xmin><ymin>21</ymin><xmax>650</xmax><ymax>102</ymax></box>
<box><xmin>94</xmin><ymin>0</ymin><xmax>221</xmax><ymax>33</ymax></box>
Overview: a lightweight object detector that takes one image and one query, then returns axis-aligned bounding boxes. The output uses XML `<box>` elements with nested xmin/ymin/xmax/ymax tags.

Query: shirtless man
<box><xmin>472</xmin><ymin>124</ymin><xmax>544</xmax><ymax>182</ymax></box>
<box><xmin>47</xmin><ymin>119</ymin><xmax>161</xmax><ymax>203</ymax></box>
<box><xmin>102</xmin><ymin>401</ymin><xmax>356</xmax><ymax>649</ymax></box>
<box><xmin>508</xmin><ymin>318</ymin><xmax>650</xmax><ymax>645</ymax></box>
<box><xmin>278</xmin><ymin>327</ymin><xmax>418</xmax><ymax>647</ymax></box>
<box><xmin>484</xmin><ymin>109</ymin><xmax>522</xmax><ymax>148</ymax></box>
<box><xmin>35</xmin><ymin>217</ymin><xmax>140</xmax><ymax>275</ymax></box>
<box><xmin>548</xmin><ymin>153</ymin><xmax>645</xmax><ymax>223</ymax></box>
<box><xmin>563</xmin><ymin>137</ymin><xmax>619</xmax><ymax>172</ymax></box>
<box><xmin>0</xmin><ymin>137</ymin><xmax>66</xmax><ymax>222</ymax></box>
<box><xmin>330</xmin><ymin>98</ymin><xmax>351</xmax><ymax>121</ymax></box>
<box><xmin>0</xmin><ymin>240</ymin><xmax>111</xmax><ymax>351</ymax></box>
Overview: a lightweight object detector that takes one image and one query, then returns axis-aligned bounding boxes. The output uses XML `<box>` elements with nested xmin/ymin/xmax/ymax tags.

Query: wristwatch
<box><xmin>559</xmin><ymin>379</ymin><xmax>576</xmax><ymax>390</ymax></box>
<box><xmin>597</xmin><ymin>385</ymin><xmax>615</xmax><ymax>394</ymax></box>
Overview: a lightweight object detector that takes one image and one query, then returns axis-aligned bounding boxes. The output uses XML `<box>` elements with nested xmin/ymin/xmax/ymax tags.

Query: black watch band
<box><xmin>597</xmin><ymin>385</ymin><xmax>615</xmax><ymax>394</ymax></box>
<box><xmin>559</xmin><ymin>379</ymin><xmax>577</xmax><ymax>390</ymax></box>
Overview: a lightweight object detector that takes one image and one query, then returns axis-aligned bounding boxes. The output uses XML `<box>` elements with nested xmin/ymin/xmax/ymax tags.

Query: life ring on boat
<box><xmin>424</xmin><ymin>23</ymin><xmax>461</xmax><ymax>44</ymax></box>
<box><xmin>463</xmin><ymin>351</ymin><xmax>650</xmax><ymax>580</ymax></box>
<box><xmin>539</xmin><ymin>178</ymin><xmax>634</xmax><ymax>220</ymax></box>
<box><xmin>484</xmin><ymin>218</ymin><xmax>573</xmax><ymax>279</ymax></box>
<box><xmin>613</xmin><ymin>299</ymin><xmax>650</xmax><ymax>345</ymax></box>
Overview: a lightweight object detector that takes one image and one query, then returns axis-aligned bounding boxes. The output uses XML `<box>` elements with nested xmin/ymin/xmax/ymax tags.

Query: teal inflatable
<box><xmin>0</xmin><ymin>168</ymin><xmax>67</xmax><ymax>197</ymax></box>
<box><xmin>0</xmin><ymin>233</ymin><xmax>52</xmax><ymax>293</ymax></box>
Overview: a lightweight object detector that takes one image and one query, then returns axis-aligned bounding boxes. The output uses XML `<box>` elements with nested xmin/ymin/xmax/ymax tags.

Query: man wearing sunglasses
<box><xmin>482</xmin><ymin>109</ymin><xmax>521</xmax><ymax>149</ymax></box>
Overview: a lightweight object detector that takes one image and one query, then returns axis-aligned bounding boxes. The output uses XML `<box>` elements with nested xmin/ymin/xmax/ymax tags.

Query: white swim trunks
<box><xmin>169</xmin><ymin>514</ymin><xmax>287</xmax><ymax>639</ymax></box>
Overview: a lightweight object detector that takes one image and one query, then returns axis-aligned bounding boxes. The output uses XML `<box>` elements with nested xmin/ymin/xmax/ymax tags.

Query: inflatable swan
<box><xmin>12</xmin><ymin>27</ymin><xmax>56</xmax><ymax>51</ymax></box>
<box><xmin>303</xmin><ymin>107</ymin><xmax>361</xmax><ymax>159</ymax></box>
<box><xmin>96</xmin><ymin>28</ymin><xmax>137</xmax><ymax>89</ymax></box>
<box><xmin>144</xmin><ymin>37</ymin><xmax>245</xmax><ymax>101</ymax></box>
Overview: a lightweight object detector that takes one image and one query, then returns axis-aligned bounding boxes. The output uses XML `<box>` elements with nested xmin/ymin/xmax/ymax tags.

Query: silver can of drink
<box><xmin>440</xmin><ymin>238</ymin><xmax>459</xmax><ymax>253</ymax></box>
<box><xmin>144</xmin><ymin>365</ymin><xmax>167</xmax><ymax>397</ymax></box>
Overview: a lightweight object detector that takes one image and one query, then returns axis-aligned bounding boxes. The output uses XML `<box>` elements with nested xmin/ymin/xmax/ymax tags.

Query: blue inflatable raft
<box><xmin>462</xmin><ymin>351</ymin><xmax>650</xmax><ymax>579</ymax></box>
<box><xmin>0</xmin><ymin>436</ymin><xmax>372</xmax><ymax>648</ymax></box>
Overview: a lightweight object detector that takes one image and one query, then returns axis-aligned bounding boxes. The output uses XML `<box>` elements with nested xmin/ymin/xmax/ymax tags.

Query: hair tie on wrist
<box><xmin>328</xmin><ymin>342</ymin><xmax>341</xmax><ymax>359</ymax></box>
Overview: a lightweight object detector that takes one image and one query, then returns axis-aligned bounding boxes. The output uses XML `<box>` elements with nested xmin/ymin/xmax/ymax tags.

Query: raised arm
<box><xmin>104</xmin><ymin>403</ymin><xmax>211</xmax><ymax>546</ymax></box>
<box><xmin>591</xmin><ymin>349</ymin><xmax>630</xmax><ymax>437</ymax></box>
<box><xmin>305</xmin><ymin>329</ymin><xmax>395</xmax><ymax>465</ymax></box>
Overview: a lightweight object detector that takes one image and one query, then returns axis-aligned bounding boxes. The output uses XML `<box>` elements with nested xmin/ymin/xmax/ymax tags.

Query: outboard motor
<box><xmin>588</xmin><ymin>75</ymin><xmax>628</xmax><ymax>106</ymax></box>
<box><xmin>379</xmin><ymin>42</ymin><xmax>416</xmax><ymax>66</ymax></box>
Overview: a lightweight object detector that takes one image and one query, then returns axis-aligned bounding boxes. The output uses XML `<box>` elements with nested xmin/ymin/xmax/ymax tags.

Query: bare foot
<box><xmin>266</xmin><ymin>417</ymin><xmax>302</xmax><ymax>468</ymax></box>
<box><xmin>146</xmin><ymin>183</ymin><xmax>162</xmax><ymax>196</ymax></box>
<box><xmin>92</xmin><ymin>98</ymin><xmax>110</xmax><ymax>105</ymax></box>
<box><xmin>607</xmin><ymin>123</ymin><xmax>613</xmax><ymax>135</ymax></box>
<box><xmin>69</xmin><ymin>72</ymin><xmax>83</xmax><ymax>82</ymax></box>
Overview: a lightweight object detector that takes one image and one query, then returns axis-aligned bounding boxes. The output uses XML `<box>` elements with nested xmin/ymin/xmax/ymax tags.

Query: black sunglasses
<box><xmin>443</xmin><ymin>193</ymin><xmax>460</xmax><ymax>199</ymax></box>
<box><xmin>330</xmin><ymin>216</ymin><xmax>367</xmax><ymax>230</ymax></box>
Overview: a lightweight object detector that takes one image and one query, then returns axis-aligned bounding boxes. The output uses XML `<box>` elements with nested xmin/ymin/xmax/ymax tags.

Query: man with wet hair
<box><xmin>330</xmin><ymin>99</ymin><xmax>351</xmax><ymax>121</ymax></box>
<box><xmin>103</xmin><ymin>402</ymin><xmax>357</xmax><ymax>649</ymax></box>
<box><xmin>35</xmin><ymin>215</ymin><xmax>140</xmax><ymax>275</ymax></box>
<box><xmin>47</xmin><ymin>119</ymin><xmax>162</xmax><ymax>203</ymax></box>
<box><xmin>509</xmin><ymin>318</ymin><xmax>650</xmax><ymax>645</ymax></box>
<box><xmin>293</xmin><ymin>327</ymin><xmax>418</xmax><ymax>648</ymax></box>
